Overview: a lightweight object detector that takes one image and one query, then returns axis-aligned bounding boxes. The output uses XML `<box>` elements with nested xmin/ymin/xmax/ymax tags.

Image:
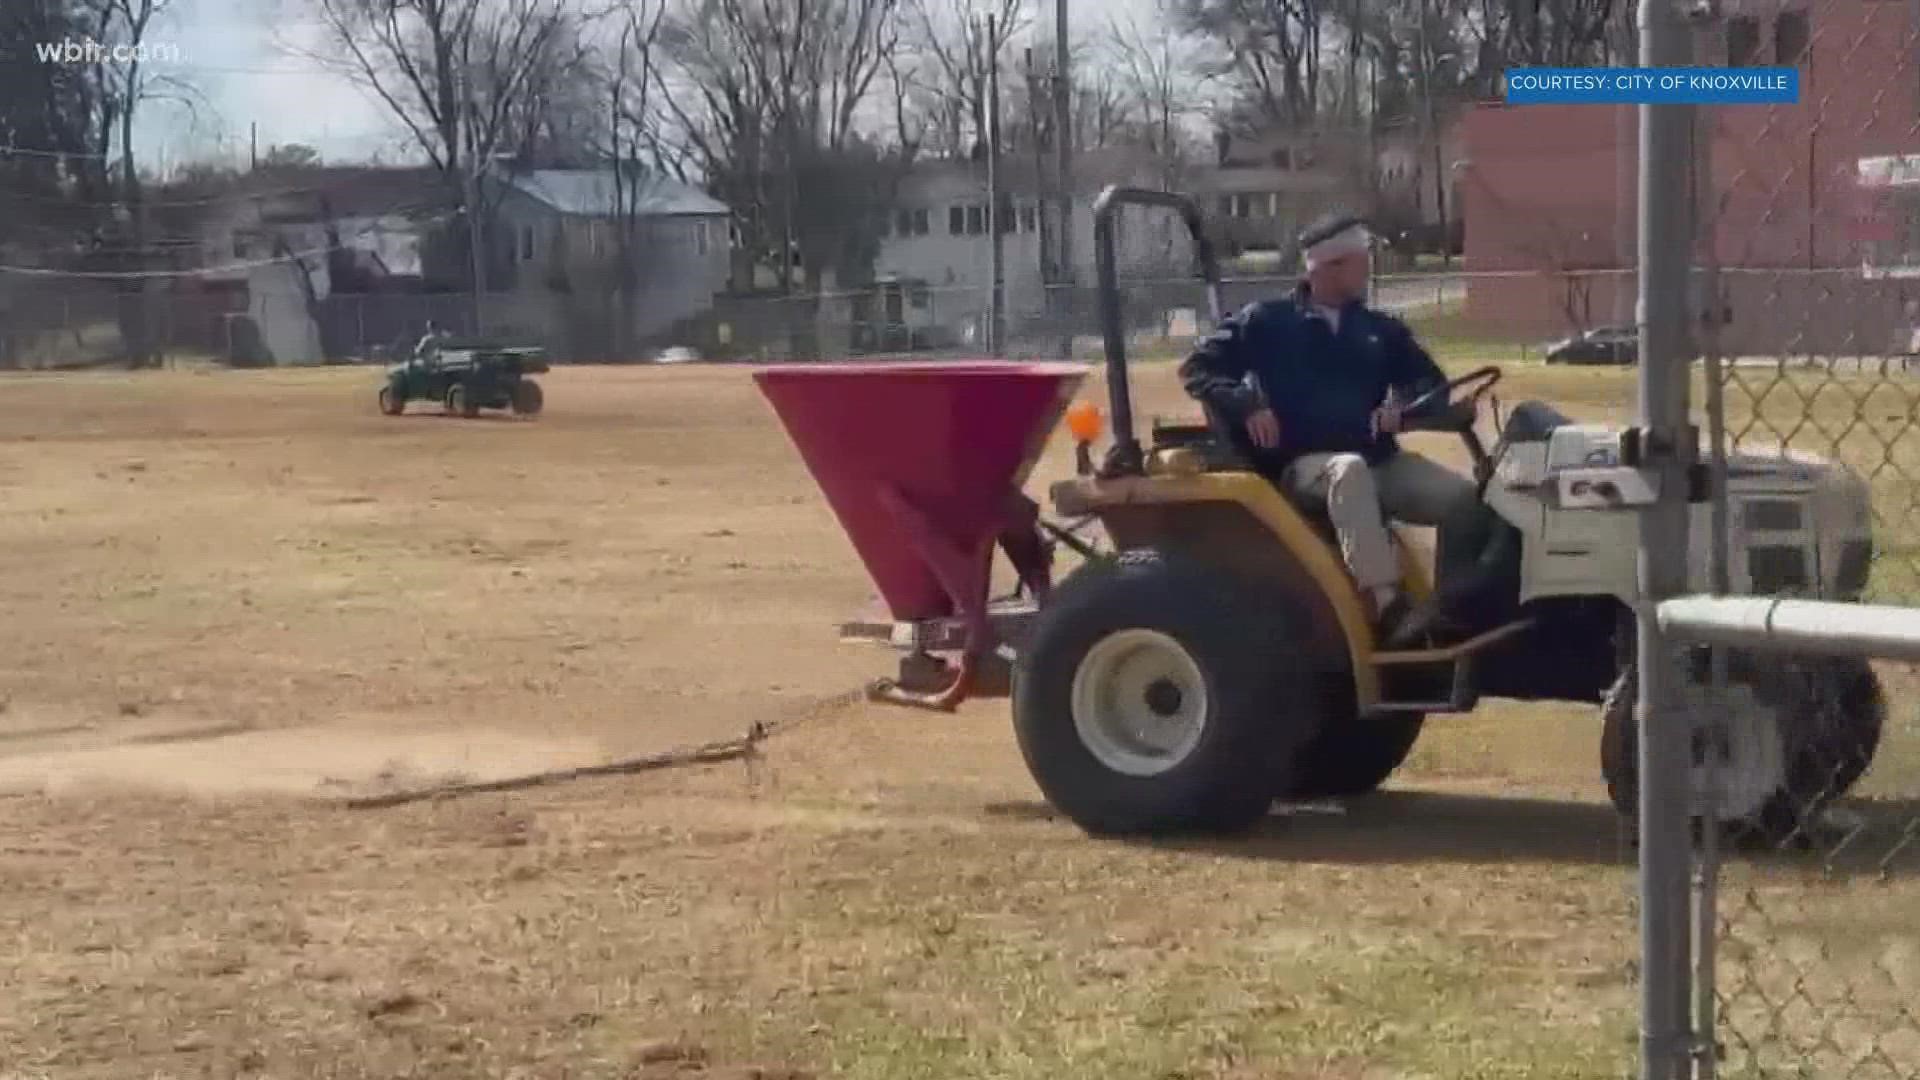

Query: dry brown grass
<box><xmin>0</xmin><ymin>359</ymin><xmax>1910</xmax><ymax>1079</ymax></box>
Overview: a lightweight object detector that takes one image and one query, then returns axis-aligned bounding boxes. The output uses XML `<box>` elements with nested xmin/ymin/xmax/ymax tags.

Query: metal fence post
<box><xmin>1689</xmin><ymin>37</ymin><xmax>1727</xmax><ymax>1077</ymax></box>
<box><xmin>1638</xmin><ymin>0</ymin><xmax>1699</xmax><ymax>1076</ymax></box>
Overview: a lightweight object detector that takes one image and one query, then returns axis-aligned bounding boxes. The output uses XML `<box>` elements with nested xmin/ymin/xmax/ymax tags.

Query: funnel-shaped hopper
<box><xmin>755</xmin><ymin>360</ymin><xmax>1089</xmax><ymax>622</ymax></box>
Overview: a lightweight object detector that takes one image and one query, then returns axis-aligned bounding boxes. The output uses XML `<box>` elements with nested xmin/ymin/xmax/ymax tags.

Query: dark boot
<box><xmin>1373</xmin><ymin>592</ymin><xmax>1416</xmax><ymax>644</ymax></box>
<box><xmin>1381</xmin><ymin>594</ymin><xmax>1452</xmax><ymax>649</ymax></box>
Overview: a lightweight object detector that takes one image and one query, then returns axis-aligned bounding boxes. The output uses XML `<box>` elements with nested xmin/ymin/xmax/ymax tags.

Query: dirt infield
<box><xmin>0</xmin><ymin>360</ymin><xmax>1781</xmax><ymax>1077</ymax></box>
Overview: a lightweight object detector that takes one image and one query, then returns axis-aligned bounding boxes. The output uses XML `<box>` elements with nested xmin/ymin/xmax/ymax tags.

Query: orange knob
<box><xmin>1065</xmin><ymin>400</ymin><xmax>1103</xmax><ymax>443</ymax></box>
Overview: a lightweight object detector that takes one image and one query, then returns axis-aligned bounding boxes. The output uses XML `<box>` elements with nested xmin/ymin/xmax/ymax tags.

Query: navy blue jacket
<box><xmin>1179</xmin><ymin>283</ymin><xmax>1450</xmax><ymax>466</ymax></box>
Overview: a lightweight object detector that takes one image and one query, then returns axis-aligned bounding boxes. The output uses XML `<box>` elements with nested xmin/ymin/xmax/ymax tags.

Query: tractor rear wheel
<box><xmin>1011</xmin><ymin>549</ymin><xmax>1325</xmax><ymax>836</ymax></box>
<box><xmin>379</xmin><ymin>383</ymin><xmax>404</xmax><ymax>416</ymax></box>
<box><xmin>1600</xmin><ymin>651</ymin><xmax>1884</xmax><ymax>847</ymax></box>
<box><xmin>510</xmin><ymin>379</ymin><xmax>544</xmax><ymax>416</ymax></box>
<box><xmin>1275</xmin><ymin>685</ymin><xmax>1424</xmax><ymax>800</ymax></box>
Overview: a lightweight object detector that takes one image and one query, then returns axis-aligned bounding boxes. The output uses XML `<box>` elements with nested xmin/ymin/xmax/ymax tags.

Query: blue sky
<box><xmin>134</xmin><ymin>0</ymin><xmax>1167</xmax><ymax>173</ymax></box>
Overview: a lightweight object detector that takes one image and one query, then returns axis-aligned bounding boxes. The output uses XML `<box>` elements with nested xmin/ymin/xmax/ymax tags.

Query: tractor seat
<box><xmin>1147</xmin><ymin>418</ymin><xmax>1343</xmax><ymax>546</ymax></box>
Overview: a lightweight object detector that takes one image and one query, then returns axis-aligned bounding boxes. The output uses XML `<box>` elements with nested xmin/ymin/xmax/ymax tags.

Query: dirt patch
<box><xmin>0</xmin><ymin>715</ymin><xmax>604</xmax><ymax>800</ymax></box>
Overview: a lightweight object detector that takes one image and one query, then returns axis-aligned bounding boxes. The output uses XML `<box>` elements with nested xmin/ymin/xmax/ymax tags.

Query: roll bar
<box><xmin>1092</xmin><ymin>185</ymin><xmax>1224</xmax><ymax>477</ymax></box>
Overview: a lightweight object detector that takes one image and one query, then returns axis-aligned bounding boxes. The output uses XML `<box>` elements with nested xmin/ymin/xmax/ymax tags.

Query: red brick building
<box><xmin>1462</xmin><ymin>0</ymin><xmax>1920</xmax><ymax>354</ymax></box>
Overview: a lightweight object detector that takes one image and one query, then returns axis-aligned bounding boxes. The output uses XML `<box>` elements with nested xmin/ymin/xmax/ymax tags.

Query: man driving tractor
<box><xmin>1178</xmin><ymin>212</ymin><xmax>1482</xmax><ymax>648</ymax></box>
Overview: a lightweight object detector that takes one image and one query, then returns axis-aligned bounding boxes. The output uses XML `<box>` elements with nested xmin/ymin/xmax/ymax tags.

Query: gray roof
<box><xmin>499</xmin><ymin>169</ymin><xmax>729</xmax><ymax>217</ymax></box>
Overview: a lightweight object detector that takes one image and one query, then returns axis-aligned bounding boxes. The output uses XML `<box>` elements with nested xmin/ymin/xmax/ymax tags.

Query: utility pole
<box><xmin>987</xmin><ymin>13</ymin><xmax>1005</xmax><ymax>356</ymax></box>
<box><xmin>1027</xmin><ymin>48</ymin><xmax>1048</xmax><ymax>290</ymax></box>
<box><xmin>1052</xmin><ymin>0</ymin><xmax>1073</xmax><ymax>356</ymax></box>
<box><xmin>1615</xmin><ymin>103</ymin><xmax>1636</xmax><ymax>325</ymax></box>
<box><xmin>460</xmin><ymin>62</ymin><xmax>485</xmax><ymax>337</ymax></box>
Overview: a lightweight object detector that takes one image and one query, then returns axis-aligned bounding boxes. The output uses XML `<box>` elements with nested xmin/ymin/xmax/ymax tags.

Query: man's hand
<box><xmin>1246</xmin><ymin>408</ymin><xmax>1281</xmax><ymax>449</ymax></box>
<box><xmin>1370</xmin><ymin>389</ymin><xmax>1404</xmax><ymax>437</ymax></box>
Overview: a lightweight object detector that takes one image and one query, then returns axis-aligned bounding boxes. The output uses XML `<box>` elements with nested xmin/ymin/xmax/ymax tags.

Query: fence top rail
<box><xmin>1656</xmin><ymin>595</ymin><xmax>1920</xmax><ymax>661</ymax></box>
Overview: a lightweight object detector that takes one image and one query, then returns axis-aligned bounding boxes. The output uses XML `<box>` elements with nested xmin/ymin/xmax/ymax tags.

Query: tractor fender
<box><xmin>1054</xmin><ymin>472</ymin><xmax>1421</xmax><ymax>709</ymax></box>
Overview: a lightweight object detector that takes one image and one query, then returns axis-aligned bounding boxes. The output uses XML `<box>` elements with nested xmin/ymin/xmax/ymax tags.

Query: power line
<box><xmin>0</xmin><ymin>209</ymin><xmax>456</xmax><ymax>279</ymax></box>
<box><xmin>0</xmin><ymin>172</ymin><xmax>448</xmax><ymax>209</ymax></box>
<box><xmin>0</xmin><ymin>145</ymin><xmax>109</xmax><ymax>161</ymax></box>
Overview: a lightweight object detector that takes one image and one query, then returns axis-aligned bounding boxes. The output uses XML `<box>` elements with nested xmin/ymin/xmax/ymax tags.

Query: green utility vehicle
<box><xmin>379</xmin><ymin>337</ymin><xmax>548</xmax><ymax>418</ymax></box>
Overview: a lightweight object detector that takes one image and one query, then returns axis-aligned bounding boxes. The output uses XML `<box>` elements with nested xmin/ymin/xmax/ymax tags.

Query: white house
<box><xmin>864</xmin><ymin>149</ymin><xmax>1193</xmax><ymax>347</ymax></box>
<box><xmin>485</xmin><ymin>168</ymin><xmax>732</xmax><ymax>350</ymax></box>
<box><xmin>176</xmin><ymin>166</ymin><xmax>449</xmax><ymax>364</ymax></box>
<box><xmin>171</xmin><ymin>165</ymin><xmax>732</xmax><ymax>362</ymax></box>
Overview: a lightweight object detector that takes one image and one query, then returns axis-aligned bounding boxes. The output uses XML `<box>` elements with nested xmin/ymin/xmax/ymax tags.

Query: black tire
<box><xmin>510</xmin><ymin>379</ymin><xmax>544</xmax><ymax>416</ymax></box>
<box><xmin>1600</xmin><ymin>652</ymin><xmax>1885</xmax><ymax>847</ymax></box>
<box><xmin>448</xmin><ymin>383</ymin><xmax>479</xmax><ymax>418</ymax></box>
<box><xmin>1011</xmin><ymin>549</ymin><xmax>1325</xmax><ymax>836</ymax></box>
<box><xmin>1277</xmin><ymin>682</ymin><xmax>1424</xmax><ymax>800</ymax></box>
<box><xmin>1808</xmin><ymin>655</ymin><xmax>1885</xmax><ymax>798</ymax></box>
<box><xmin>378</xmin><ymin>383</ymin><xmax>405</xmax><ymax>416</ymax></box>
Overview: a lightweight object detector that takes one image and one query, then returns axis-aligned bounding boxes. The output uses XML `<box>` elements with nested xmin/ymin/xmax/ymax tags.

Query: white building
<box><xmin>487</xmin><ymin>168</ymin><xmax>733</xmax><ymax>348</ymax></box>
<box><xmin>861</xmin><ymin>149</ymin><xmax>1192</xmax><ymax>348</ymax></box>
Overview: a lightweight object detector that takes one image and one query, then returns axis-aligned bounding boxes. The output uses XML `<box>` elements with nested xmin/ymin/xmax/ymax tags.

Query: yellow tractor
<box><xmin>757</xmin><ymin>186</ymin><xmax>1884</xmax><ymax>845</ymax></box>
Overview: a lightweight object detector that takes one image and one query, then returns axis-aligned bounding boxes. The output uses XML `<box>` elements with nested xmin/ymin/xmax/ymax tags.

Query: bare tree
<box><xmin>301</xmin><ymin>0</ymin><xmax>589</xmax><ymax>289</ymax></box>
<box><xmin>896</xmin><ymin>0</ymin><xmax>1026</xmax><ymax>159</ymax></box>
<box><xmin>657</xmin><ymin>0</ymin><xmax>908</xmax><ymax>301</ymax></box>
<box><xmin>0</xmin><ymin>0</ymin><xmax>108</xmax><ymax>241</ymax></box>
<box><xmin>1101</xmin><ymin>1</ymin><xmax>1211</xmax><ymax>182</ymax></box>
<box><xmin>602</xmin><ymin>0</ymin><xmax>668</xmax><ymax>356</ymax></box>
<box><xmin>82</xmin><ymin>0</ymin><xmax>201</xmax><ymax>366</ymax></box>
<box><xmin>1171</xmin><ymin>0</ymin><xmax>1323</xmax><ymax>130</ymax></box>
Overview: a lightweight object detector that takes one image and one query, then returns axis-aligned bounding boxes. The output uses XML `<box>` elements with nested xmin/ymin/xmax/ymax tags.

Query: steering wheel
<box><xmin>1398</xmin><ymin>365</ymin><xmax>1504</xmax><ymax>491</ymax></box>
<box><xmin>1400</xmin><ymin>365</ymin><xmax>1502</xmax><ymax>427</ymax></box>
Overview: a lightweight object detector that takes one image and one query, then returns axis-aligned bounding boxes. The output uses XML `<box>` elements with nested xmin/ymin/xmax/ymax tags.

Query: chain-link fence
<box><xmin>1627</xmin><ymin>0</ymin><xmax>1920</xmax><ymax>1076</ymax></box>
<box><xmin>0</xmin><ymin>271</ymin><xmax>1479</xmax><ymax>370</ymax></box>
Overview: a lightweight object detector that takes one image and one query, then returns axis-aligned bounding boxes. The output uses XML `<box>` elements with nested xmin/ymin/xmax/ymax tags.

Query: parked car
<box><xmin>1544</xmin><ymin>325</ymin><xmax>1637</xmax><ymax>365</ymax></box>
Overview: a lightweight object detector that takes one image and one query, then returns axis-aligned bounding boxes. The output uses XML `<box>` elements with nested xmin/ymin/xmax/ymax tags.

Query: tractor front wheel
<box><xmin>378</xmin><ymin>383</ymin><xmax>405</xmax><ymax>416</ymax></box>
<box><xmin>1600</xmin><ymin>651</ymin><xmax>1884</xmax><ymax>847</ymax></box>
<box><xmin>1011</xmin><ymin>550</ymin><xmax>1324</xmax><ymax>836</ymax></box>
<box><xmin>510</xmin><ymin>379</ymin><xmax>544</xmax><ymax>416</ymax></box>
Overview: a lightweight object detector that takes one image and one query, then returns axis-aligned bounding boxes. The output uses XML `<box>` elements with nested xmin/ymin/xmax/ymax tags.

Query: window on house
<box><xmin>694</xmin><ymin>220</ymin><xmax>708</xmax><ymax>255</ymax></box>
<box><xmin>895</xmin><ymin>209</ymin><xmax>913</xmax><ymax>236</ymax></box>
<box><xmin>1217</xmin><ymin>195</ymin><xmax>1233</xmax><ymax>218</ymax></box>
<box><xmin>1726</xmin><ymin>15</ymin><xmax>1759</xmax><ymax>67</ymax></box>
<box><xmin>1775</xmin><ymin>10</ymin><xmax>1809</xmax><ymax>65</ymax></box>
<box><xmin>966</xmin><ymin>204</ymin><xmax>985</xmax><ymax>235</ymax></box>
<box><xmin>994</xmin><ymin>193</ymin><xmax>1015</xmax><ymax>234</ymax></box>
<box><xmin>1270</xmin><ymin>147</ymin><xmax>1292</xmax><ymax>169</ymax></box>
<box><xmin>521</xmin><ymin>225</ymin><xmax>534</xmax><ymax>262</ymax></box>
<box><xmin>1020</xmin><ymin>205</ymin><xmax>1037</xmax><ymax>233</ymax></box>
<box><xmin>909</xmin><ymin>283</ymin><xmax>930</xmax><ymax>309</ymax></box>
<box><xmin>912</xmin><ymin>208</ymin><xmax>930</xmax><ymax>235</ymax></box>
<box><xmin>949</xmin><ymin>205</ymin><xmax>966</xmax><ymax>234</ymax></box>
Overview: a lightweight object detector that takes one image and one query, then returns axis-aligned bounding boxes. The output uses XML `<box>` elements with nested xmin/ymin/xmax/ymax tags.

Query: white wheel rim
<box><xmin>1069</xmin><ymin>629</ymin><xmax>1210</xmax><ymax>777</ymax></box>
<box><xmin>1684</xmin><ymin>678</ymin><xmax>1788</xmax><ymax>822</ymax></box>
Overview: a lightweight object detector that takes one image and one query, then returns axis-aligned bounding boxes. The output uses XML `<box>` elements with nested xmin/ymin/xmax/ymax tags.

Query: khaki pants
<box><xmin>1281</xmin><ymin>451</ymin><xmax>1481</xmax><ymax>594</ymax></box>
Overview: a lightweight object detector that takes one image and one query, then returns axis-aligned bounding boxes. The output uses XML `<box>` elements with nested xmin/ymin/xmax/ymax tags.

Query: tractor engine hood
<box><xmin>1542</xmin><ymin>424</ymin><xmax>1850</xmax><ymax>487</ymax></box>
